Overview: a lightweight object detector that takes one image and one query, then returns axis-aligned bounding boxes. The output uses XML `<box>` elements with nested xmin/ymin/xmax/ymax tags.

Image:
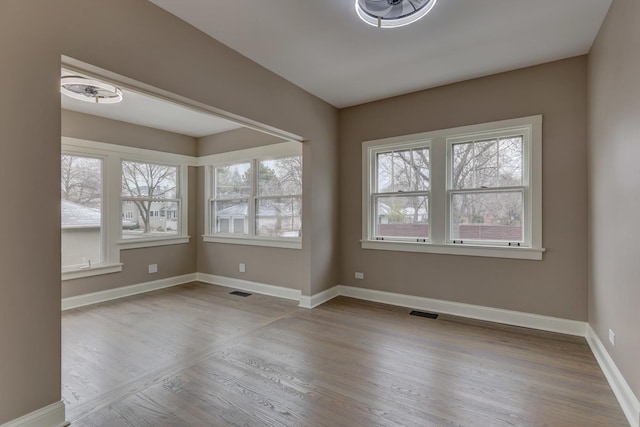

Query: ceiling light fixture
<box><xmin>355</xmin><ymin>0</ymin><xmax>437</xmax><ymax>29</ymax></box>
<box><xmin>60</xmin><ymin>76</ymin><xmax>123</xmax><ymax>104</ymax></box>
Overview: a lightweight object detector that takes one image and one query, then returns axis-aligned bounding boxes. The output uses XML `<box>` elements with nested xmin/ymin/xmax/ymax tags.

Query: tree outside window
<box><xmin>121</xmin><ymin>160</ymin><xmax>180</xmax><ymax>238</ymax></box>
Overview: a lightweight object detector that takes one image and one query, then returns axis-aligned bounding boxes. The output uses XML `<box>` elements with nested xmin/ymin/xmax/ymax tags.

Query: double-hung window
<box><xmin>370</xmin><ymin>142</ymin><xmax>430</xmax><ymax>241</ymax></box>
<box><xmin>61</xmin><ymin>137</ymin><xmax>191</xmax><ymax>280</ymax></box>
<box><xmin>256</xmin><ymin>156</ymin><xmax>302</xmax><ymax>238</ymax></box>
<box><xmin>61</xmin><ymin>153</ymin><xmax>104</xmax><ymax>270</ymax></box>
<box><xmin>363</xmin><ymin>116</ymin><xmax>542</xmax><ymax>260</ymax></box>
<box><xmin>203</xmin><ymin>142</ymin><xmax>302</xmax><ymax>249</ymax></box>
<box><xmin>213</xmin><ymin>162</ymin><xmax>251</xmax><ymax>235</ymax></box>
<box><xmin>448</xmin><ymin>132</ymin><xmax>527</xmax><ymax>245</ymax></box>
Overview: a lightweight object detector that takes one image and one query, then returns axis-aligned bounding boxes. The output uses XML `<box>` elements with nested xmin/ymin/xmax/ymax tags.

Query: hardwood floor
<box><xmin>62</xmin><ymin>282</ymin><xmax>627</xmax><ymax>426</ymax></box>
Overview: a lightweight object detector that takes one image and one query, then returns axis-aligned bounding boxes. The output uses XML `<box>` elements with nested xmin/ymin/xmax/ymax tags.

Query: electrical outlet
<box><xmin>239</xmin><ymin>263</ymin><xmax>246</xmax><ymax>273</ymax></box>
<box><xmin>609</xmin><ymin>329</ymin><xmax>615</xmax><ymax>346</ymax></box>
<box><xmin>355</xmin><ymin>272</ymin><xmax>364</xmax><ymax>280</ymax></box>
<box><xmin>148</xmin><ymin>264</ymin><xmax>158</xmax><ymax>274</ymax></box>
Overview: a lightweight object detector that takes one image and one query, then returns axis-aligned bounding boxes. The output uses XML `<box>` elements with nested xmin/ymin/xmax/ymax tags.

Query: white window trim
<box><xmin>201</xmin><ymin>141</ymin><xmax>303</xmax><ymax>250</ymax></box>
<box><xmin>362</xmin><ymin>115</ymin><xmax>544</xmax><ymax>260</ymax></box>
<box><xmin>62</xmin><ymin>263</ymin><xmax>124</xmax><ymax>281</ymax></box>
<box><xmin>61</xmin><ymin>137</ymin><xmax>193</xmax><ymax>280</ymax></box>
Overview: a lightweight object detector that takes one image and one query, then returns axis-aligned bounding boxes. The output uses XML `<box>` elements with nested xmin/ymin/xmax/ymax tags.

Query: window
<box><xmin>213</xmin><ymin>162</ymin><xmax>250</xmax><ymax>235</ymax></box>
<box><xmin>372</xmin><ymin>143</ymin><xmax>430</xmax><ymax>241</ymax></box>
<box><xmin>362</xmin><ymin>116</ymin><xmax>542</xmax><ymax>260</ymax></box>
<box><xmin>61</xmin><ymin>137</ymin><xmax>191</xmax><ymax>280</ymax></box>
<box><xmin>121</xmin><ymin>160</ymin><xmax>180</xmax><ymax>239</ymax></box>
<box><xmin>61</xmin><ymin>154</ymin><xmax>103</xmax><ymax>270</ymax></box>
<box><xmin>256</xmin><ymin>157</ymin><xmax>302</xmax><ymax>238</ymax></box>
<box><xmin>449</xmin><ymin>134</ymin><xmax>525</xmax><ymax>244</ymax></box>
<box><xmin>203</xmin><ymin>141</ymin><xmax>302</xmax><ymax>249</ymax></box>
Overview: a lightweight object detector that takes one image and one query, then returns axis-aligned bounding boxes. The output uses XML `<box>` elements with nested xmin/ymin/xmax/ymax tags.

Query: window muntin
<box><xmin>449</xmin><ymin>135</ymin><xmax>526</xmax><ymax>244</ymax></box>
<box><xmin>371</xmin><ymin>144</ymin><xmax>430</xmax><ymax>240</ymax></box>
<box><xmin>61</xmin><ymin>154</ymin><xmax>103</xmax><ymax>269</ymax></box>
<box><xmin>209</xmin><ymin>153</ymin><xmax>302</xmax><ymax>241</ymax></box>
<box><xmin>121</xmin><ymin>160</ymin><xmax>180</xmax><ymax>239</ymax></box>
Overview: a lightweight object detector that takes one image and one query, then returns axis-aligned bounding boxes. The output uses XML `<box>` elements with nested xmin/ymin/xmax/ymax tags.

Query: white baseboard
<box><xmin>58</xmin><ymin>273</ymin><xmax>637</xmax><ymax>426</ymax></box>
<box><xmin>61</xmin><ymin>273</ymin><xmax>198</xmax><ymax>311</ymax></box>
<box><xmin>586</xmin><ymin>325</ymin><xmax>640</xmax><ymax>427</ymax></box>
<box><xmin>299</xmin><ymin>285</ymin><xmax>341</xmax><ymax>309</ymax></box>
<box><xmin>196</xmin><ymin>273</ymin><xmax>302</xmax><ymax>301</ymax></box>
<box><xmin>0</xmin><ymin>401</ymin><xmax>68</xmax><ymax>427</ymax></box>
<box><xmin>338</xmin><ymin>285</ymin><xmax>587</xmax><ymax>336</ymax></box>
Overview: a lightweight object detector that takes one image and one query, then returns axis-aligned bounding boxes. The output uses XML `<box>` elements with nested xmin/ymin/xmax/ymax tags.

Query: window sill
<box><xmin>118</xmin><ymin>236</ymin><xmax>190</xmax><ymax>250</ymax></box>
<box><xmin>203</xmin><ymin>235</ymin><xmax>302</xmax><ymax>249</ymax></box>
<box><xmin>361</xmin><ymin>240</ymin><xmax>544</xmax><ymax>260</ymax></box>
<box><xmin>62</xmin><ymin>263</ymin><xmax>124</xmax><ymax>281</ymax></box>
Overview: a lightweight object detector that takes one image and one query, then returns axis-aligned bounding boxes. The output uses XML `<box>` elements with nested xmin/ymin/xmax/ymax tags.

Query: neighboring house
<box><xmin>121</xmin><ymin>200</ymin><xmax>178</xmax><ymax>233</ymax></box>
<box><xmin>61</xmin><ymin>199</ymin><xmax>101</xmax><ymax>267</ymax></box>
<box><xmin>121</xmin><ymin>184</ymin><xmax>179</xmax><ymax>236</ymax></box>
<box><xmin>216</xmin><ymin>200</ymin><xmax>301</xmax><ymax>237</ymax></box>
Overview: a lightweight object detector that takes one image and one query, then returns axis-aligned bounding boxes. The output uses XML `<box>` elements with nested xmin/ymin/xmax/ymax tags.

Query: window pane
<box><xmin>375</xmin><ymin>195</ymin><xmax>429</xmax><ymax>239</ymax></box>
<box><xmin>452</xmin><ymin>137</ymin><xmax>523</xmax><ymax>189</ymax></box>
<box><xmin>214</xmin><ymin>200</ymin><xmax>248</xmax><ymax>235</ymax></box>
<box><xmin>450</xmin><ymin>192</ymin><xmax>523</xmax><ymax>242</ymax></box>
<box><xmin>122</xmin><ymin>161</ymin><xmax>178</xmax><ymax>198</ymax></box>
<box><xmin>215</xmin><ymin>163</ymin><xmax>251</xmax><ymax>198</ymax></box>
<box><xmin>121</xmin><ymin>200</ymin><xmax>180</xmax><ymax>239</ymax></box>
<box><xmin>258</xmin><ymin>156</ymin><xmax>302</xmax><ymax>197</ymax></box>
<box><xmin>218</xmin><ymin>218</ymin><xmax>230</xmax><ymax>233</ymax></box>
<box><xmin>498</xmin><ymin>137</ymin><xmax>524</xmax><ymax>186</ymax></box>
<box><xmin>256</xmin><ymin>197</ymin><xmax>302</xmax><ymax>237</ymax></box>
<box><xmin>233</xmin><ymin>217</ymin><xmax>246</xmax><ymax>234</ymax></box>
<box><xmin>61</xmin><ymin>155</ymin><xmax>102</xmax><ymax>268</ymax></box>
<box><xmin>376</xmin><ymin>147</ymin><xmax>430</xmax><ymax>193</ymax></box>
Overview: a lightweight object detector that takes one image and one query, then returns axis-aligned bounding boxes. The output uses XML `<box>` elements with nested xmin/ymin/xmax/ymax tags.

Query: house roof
<box><xmin>61</xmin><ymin>200</ymin><xmax>101</xmax><ymax>229</ymax></box>
<box><xmin>217</xmin><ymin>201</ymin><xmax>298</xmax><ymax>217</ymax></box>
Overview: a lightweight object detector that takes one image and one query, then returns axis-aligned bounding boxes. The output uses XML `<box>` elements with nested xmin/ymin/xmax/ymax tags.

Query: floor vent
<box><xmin>230</xmin><ymin>291</ymin><xmax>252</xmax><ymax>297</ymax></box>
<box><xmin>410</xmin><ymin>310</ymin><xmax>438</xmax><ymax>319</ymax></box>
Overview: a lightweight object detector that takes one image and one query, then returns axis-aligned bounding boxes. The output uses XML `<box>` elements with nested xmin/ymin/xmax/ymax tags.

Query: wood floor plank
<box><xmin>63</xmin><ymin>283</ymin><xmax>628</xmax><ymax>426</ymax></box>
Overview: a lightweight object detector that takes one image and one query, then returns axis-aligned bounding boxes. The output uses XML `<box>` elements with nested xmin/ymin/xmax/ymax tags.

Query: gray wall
<box><xmin>0</xmin><ymin>0</ymin><xmax>338</xmax><ymax>423</ymax></box>
<box><xmin>339</xmin><ymin>57</ymin><xmax>589</xmax><ymax>321</ymax></box>
<box><xmin>588</xmin><ymin>0</ymin><xmax>640</xmax><ymax>399</ymax></box>
<box><xmin>62</xmin><ymin>110</ymin><xmax>199</xmax><ymax>298</ymax></box>
<box><xmin>62</xmin><ymin>110</ymin><xmax>197</xmax><ymax>156</ymax></box>
<box><xmin>197</xmin><ymin>127</ymin><xmax>285</xmax><ymax>156</ymax></box>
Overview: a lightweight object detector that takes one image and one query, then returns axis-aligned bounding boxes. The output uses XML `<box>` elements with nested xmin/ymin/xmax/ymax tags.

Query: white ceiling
<box><xmin>61</xmin><ymin>70</ymin><xmax>242</xmax><ymax>138</ymax></box>
<box><xmin>149</xmin><ymin>0</ymin><xmax>612</xmax><ymax>108</ymax></box>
